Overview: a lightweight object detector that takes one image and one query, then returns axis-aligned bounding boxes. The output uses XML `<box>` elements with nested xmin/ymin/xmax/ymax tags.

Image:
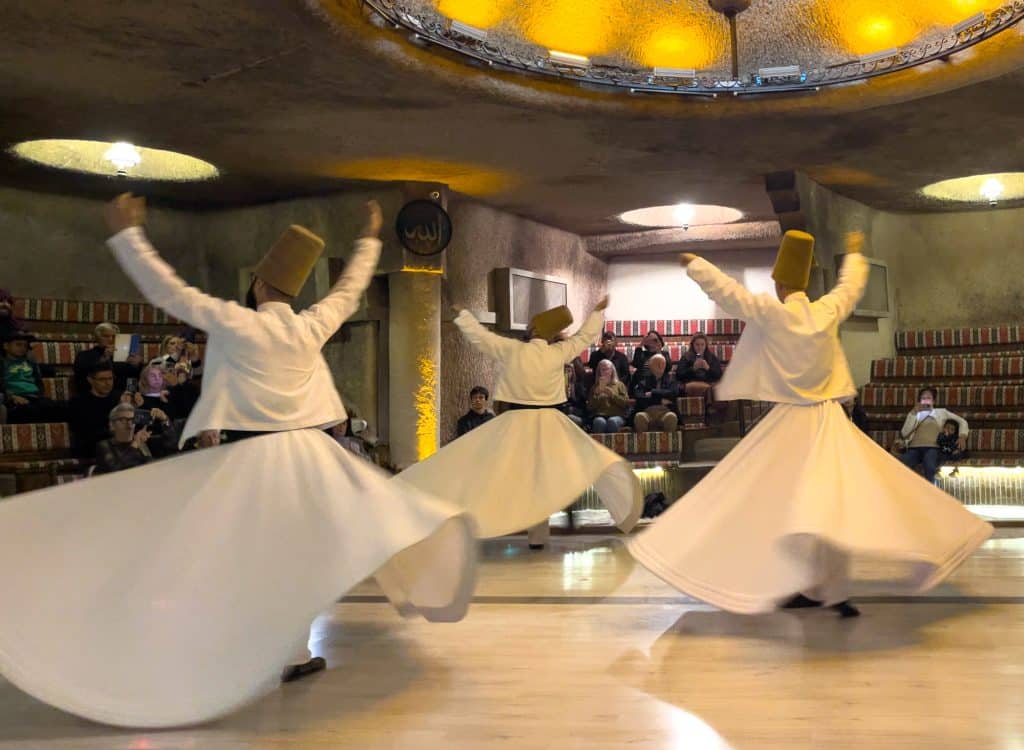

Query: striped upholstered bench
<box><xmin>590</xmin><ymin>430</ymin><xmax>690</xmax><ymax>460</ymax></box>
<box><xmin>16</xmin><ymin>298</ymin><xmax>177</xmax><ymax>325</ymax></box>
<box><xmin>40</xmin><ymin>377</ymin><xmax>72</xmax><ymax>401</ymax></box>
<box><xmin>871</xmin><ymin>356</ymin><xmax>1024</xmax><ymax>381</ymax></box>
<box><xmin>861</xmin><ymin>385</ymin><xmax>1024</xmax><ymax>410</ymax></box>
<box><xmin>604</xmin><ymin>319</ymin><xmax>744</xmax><ymax>337</ymax></box>
<box><xmin>864</xmin><ymin>410</ymin><xmax>1024</xmax><ymax>430</ymax></box>
<box><xmin>0</xmin><ymin>423</ymin><xmax>84</xmax><ymax>494</ymax></box>
<box><xmin>30</xmin><ymin>341</ymin><xmax>164</xmax><ymax>366</ymax></box>
<box><xmin>868</xmin><ymin>429</ymin><xmax>1024</xmax><ymax>467</ymax></box>
<box><xmin>895</xmin><ymin>325</ymin><xmax>1024</xmax><ymax>355</ymax></box>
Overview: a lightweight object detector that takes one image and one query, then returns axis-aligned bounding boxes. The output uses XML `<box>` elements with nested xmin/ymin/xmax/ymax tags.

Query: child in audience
<box><xmin>937</xmin><ymin>419</ymin><xmax>968</xmax><ymax>476</ymax></box>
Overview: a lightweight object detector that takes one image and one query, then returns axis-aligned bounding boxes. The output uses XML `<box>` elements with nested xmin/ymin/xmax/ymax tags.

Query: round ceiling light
<box><xmin>618</xmin><ymin>203</ymin><xmax>744</xmax><ymax>228</ymax></box>
<box><xmin>8</xmin><ymin>139</ymin><xmax>219</xmax><ymax>181</ymax></box>
<box><xmin>920</xmin><ymin>172</ymin><xmax>1024</xmax><ymax>205</ymax></box>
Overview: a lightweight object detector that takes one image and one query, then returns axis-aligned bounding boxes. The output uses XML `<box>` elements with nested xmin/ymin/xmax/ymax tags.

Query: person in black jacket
<box><xmin>93</xmin><ymin>402</ymin><xmax>178</xmax><ymax>475</ymax></box>
<box><xmin>588</xmin><ymin>331</ymin><xmax>630</xmax><ymax>383</ymax></box>
<box><xmin>631</xmin><ymin>353</ymin><xmax>679</xmax><ymax>432</ymax></box>
<box><xmin>630</xmin><ymin>330</ymin><xmax>672</xmax><ymax>390</ymax></box>
<box><xmin>676</xmin><ymin>333</ymin><xmax>723</xmax><ymax>404</ymax></box>
<box><xmin>456</xmin><ymin>386</ymin><xmax>495</xmax><ymax>437</ymax></box>
<box><xmin>68</xmin><ymin>361</ymin><xmax>131</xmax><ymax>459</ymax></box>
<box><xmin>72</xmin><ymin>322</ymin><xmax>142</xmax><ymax>395</ymax></box>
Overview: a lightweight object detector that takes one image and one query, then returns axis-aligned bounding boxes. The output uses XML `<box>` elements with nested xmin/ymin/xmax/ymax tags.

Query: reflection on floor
<box><xmin>2</xmin><ymin>532</ymin><xmax>1024</xmax><ymax>748</ymax></box>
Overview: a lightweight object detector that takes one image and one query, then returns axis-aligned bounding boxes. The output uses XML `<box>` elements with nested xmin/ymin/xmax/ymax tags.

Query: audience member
<box><xmin>631</xmin><ymin>353</ymin><xmax>679</xmax><ymax>433</ymax></box>
<box><xmin>329</xmin><ymin>413</ymin><xmax>373</xmax><ymax>460</ymax></box>
<box><xmin>137</xmin><ymin>364</ymin><xmax>171</xmax><ymax>411</ymax></box>
<box><xmin>630</xmin><ymin>330</ymin><xmax>672</xmax><ymax>389</ymax></box>
<box><xmin>1</xmin><ymin>330</ymin><xmax>66</xmax><ymax>423</ymax></box>
<box><xmin>93</xmin><ymin>403</ymin><xmax>178</xmax><ymax>475</ymax></box>
<box><xmin>69</xmin><ymin>361</ymin><xmax>130</xmax><ymax>459</ymax></box>
<box><xmin>675</xmin><ymin>333</ymin><xmax>722</xmax><ymax>401</ymax></box>
<box><xmin>897</xmin><ymin>386</ymin><xmax>968</xmax><ymax>484</ymax></box>
<box><xmin>587</xmin><ymin>331</ymin><xmax>630</xmax><ymax>383</ymax></box>
<box><xmin>0</xmin><ymin>288</ymin><xmax>23</xmax><ymax>339</ymax></box>
<box><xmin>586</xmin><ymin>359</ymin><xmax>630</xmax><ymax>433</ymax></box>
<box><xmin>937</xmin><ymin>419</ymin><xmax>969</xmax><ymax>475</ymax></box>
<box><xmin>149</xmin><ymin>334</ymin><xmax>201</xmax><ymax>378</ymax></box>
<box><xmin>73</xmin><ymin>322</ymin><xmax>142</xmax><ymax>394</ymax></box>
<box><xmin>456</xmin><ymin>386</ymin><xmax>495</xmax><ymax>437</ymax></box>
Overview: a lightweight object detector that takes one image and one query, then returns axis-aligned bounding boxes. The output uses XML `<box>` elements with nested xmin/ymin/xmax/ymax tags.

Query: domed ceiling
<box><xmin>360</xmin><ymin>0</ymin><xmax>1022</xmax><ymax>93</ymax></box>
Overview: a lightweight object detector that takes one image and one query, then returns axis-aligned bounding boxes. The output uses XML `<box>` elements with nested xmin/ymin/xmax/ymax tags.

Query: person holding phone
<box><xmin>93</xmin><ymin>403</ymin><xmax>177</xmax><ymax>475</ymax></box>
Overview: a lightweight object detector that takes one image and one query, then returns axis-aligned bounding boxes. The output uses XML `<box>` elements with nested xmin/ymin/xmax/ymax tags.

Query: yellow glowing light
<box><xmin>932</xmin><ymin>0</ymin><xmax>995</xmax><ymax>25</ymax></box>
<box><xmin>637</xmin><ymin>23</ymin><xmax>718</xmax><ymax>70</ymax></box>
<box><xmin>921</xmin><ymin>172</ymin><xmax>1024</xmax><ymax>203</ymax></box>
<box><xmin>522</xmin><ymin>0</ymin><xmax>619</xmax><ymax>57</ymax></box>
<box><xmin>326</xmin><ymin>157</ymin><xmax>517</xmax><ymax>197</ymax></box>
<box><xmin>435</xmin><ymin>0</ymin><xmax>511</xmax><ymax>29</ymax></box>
<box><xmin>415</xmin><ymin>353</ymin><xmax>439</xmax><ymax>460</ymax></box>
<box><xmin>633</xmin><ymin>467</ymin><xmax>666</xmax><ymax>480</ymax></box>
<box><xmin>400</xmin><ymin>266</ymin><xmax>445</xmax><ymax>274</ymax></box>
<box><xmin>940</xmin><ymin>465</ymin><xmax>1024</xmax><ymax>478</ymax></box>
<box><xmin>9</xmin><ymin>139</ymin><xmax>219</xmax><ymax>181</ymax></box>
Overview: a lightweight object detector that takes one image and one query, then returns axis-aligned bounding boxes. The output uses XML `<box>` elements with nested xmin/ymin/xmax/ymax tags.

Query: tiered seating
<box><xmin>1</xmin><ymin>297</ymin><xmax>196</xmax><ymax>496</ymax></box>
<box><xmin>862</xmin><ymin>324</ymin><xmax>1024</xmax><ymax>469</ymax></box>
<box><xmin>0</xmin><ymin>423</ymin><xmax>83</xmax><ymax>493</ymax></box>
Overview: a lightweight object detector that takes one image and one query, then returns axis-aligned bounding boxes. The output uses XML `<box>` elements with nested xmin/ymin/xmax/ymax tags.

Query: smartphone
<box><xmin>133</xmin><ymin>409</ymin><xmax>152</xmax><ymax>428</ymax></box>
<box><xmin>125</xmin><ymin>378</ymin><xmax>138</xmax><ymax>393</ymax></box>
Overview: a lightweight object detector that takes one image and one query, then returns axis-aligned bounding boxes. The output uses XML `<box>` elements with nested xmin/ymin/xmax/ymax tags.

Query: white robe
<box><xmin>627</xmin><ymin>254</ymin><xmax>992</xmax><ymax>613</ymax></box>
<box><xmin>0</xmin><ymin>229</ymin><xmax>478</xmax><ymax>728</ymax></box>
<box><xmin>399</xmin><ymin>311</ymin><xmax>643</xmax><ymax>538</ymax></box>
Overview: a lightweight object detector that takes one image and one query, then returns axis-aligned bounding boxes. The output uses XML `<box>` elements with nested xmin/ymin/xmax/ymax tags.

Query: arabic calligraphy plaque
<box><xmin>395</xmin><ymin>200</ymin><xmax>452</xmax><ymax>256</ymax></box>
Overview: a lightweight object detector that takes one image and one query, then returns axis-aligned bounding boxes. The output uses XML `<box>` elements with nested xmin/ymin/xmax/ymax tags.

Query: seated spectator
<box><xmin>586</xmin><ymin>359</ymin><xmax>630</xmax><ymax>433</ymax></box>
<box><xmin>563</xmin><ymin>355</ymin><xmax>589</xmax><ymax>424</ymax></box>
<box><xmin>93</xmin><ymin>403</ymin><xmax>178</xmax><ymax>475</ymax></box>
<box><xmin>1</xmin><ymin>330</ymin><xmax>66</xmax><ymax>423</ymax></box>
<box><xmin>149</xmin><ymin>334</ymin><xmax>201</xmax><ymax>378</ymax></box>
<box><xmin>164</xmin><ymin>361</ymin><xmax>201</xmax><ymax>419</ymax></box>
<box><xmin>588</xmin><ymin>331</ymin><xmax>630</xmax><ymax>383</ymax></box>
<box><xmin>329</xmin><ymin>413</ymin><xmax>373</xmax><ymax>460</ymax></box>
<box><xmin>0</xmin><ymin>288</ymin><xmax>23</xmax><ymax>339</ymax></box>
<box><xmin>937</xmin><ymin>419</ymin><xmax>969</xmax><ymax>475</ymax></box>
<box><xmin>897</xmin><ymin>387</ymin><xmax>968</xmax><ymax>484</ymax></box>
<box><xmin>630</xmin><ymin>330</ymin><xmax>672</xmax><ymax>389</ymax></box>
<box><xmin>675</xmin><ymin>333</ymin><xmax>722</xmax><ymax>400</ymax></box>
<box><xmin>632</xmin><ymin>353</ymin><xmax>679</xmax><ymax>433</ymax></box>
<box><xmin>69</xmin><ymin>361</ymin><xmax>131</xmax><ymax>459</ymax></box>
<box><xmin>137</xmin><ymin>364</ymin><xmax>171</xmax><ymax>411</ymax></box>
<box><xmin>456</xmin><ymin>386</ymin><xmax>495</xmax><ymax>437</ymax></box>
<box><xmin>73</xmin><ymin>322</ymin><xmax>142</xmax><ymax>395</ymax></box>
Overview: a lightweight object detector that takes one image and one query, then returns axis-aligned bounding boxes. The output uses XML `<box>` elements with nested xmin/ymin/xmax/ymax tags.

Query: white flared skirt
<box><xmin>628</xmin><ymin>401</ymin><xmax>992</xmax><ymax>614</ymax></box>
<box><xmin>398</xmin><ymin>409</ymin><xmax>643</xmax><ymax>538</ymax></box>
<box><xmin>0</xmin><ymin>429</ymin><xmax>477</xmax><ymax>727</ymax></box>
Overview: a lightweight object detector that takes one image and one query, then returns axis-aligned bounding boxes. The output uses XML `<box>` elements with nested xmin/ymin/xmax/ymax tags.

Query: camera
<box><xmin>133</xmin><ymin>409</ymin><xmax>152</xmax><ymax>428</ymax></box>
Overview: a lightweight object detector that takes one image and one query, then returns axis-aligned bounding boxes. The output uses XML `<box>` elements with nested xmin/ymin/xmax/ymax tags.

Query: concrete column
<box><xmin>387</xmin><ymin>270</ymin><xmax>441</xmax><ymax>469</ymax></box>
<box><xmin>387</xmin><ymin>181</ymin><xmax>448</xmax><ymax>470</ymax></box>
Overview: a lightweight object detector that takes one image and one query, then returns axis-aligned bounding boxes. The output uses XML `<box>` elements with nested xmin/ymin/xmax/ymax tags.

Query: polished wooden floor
<box><xmin>2</xmin><ymin>529</ymin><xmax>1024</xmax><ymax>749</ymax></box>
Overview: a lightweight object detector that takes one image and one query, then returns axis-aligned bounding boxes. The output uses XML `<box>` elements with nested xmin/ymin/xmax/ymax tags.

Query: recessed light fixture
<box><xmin>8</xmin><ymin>139</ymin><xmax>219</xmax><ymax>181</ymax></box>
<box><xmin>920</xmin><ymin>173</ymin><xmax>1024</xmax><ymax>206</ymax></box>
<box><xmin>618</xmin><ymin>203</ymin><xmax>744</xmax><ymax>229</ymax></box>
<box><xmin>548</xmin><ymin>50</ymin><xmax>590</xmax><ymax>68</ymax></box>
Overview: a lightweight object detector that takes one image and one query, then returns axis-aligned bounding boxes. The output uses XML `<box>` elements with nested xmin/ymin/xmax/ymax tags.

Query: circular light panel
<box><xmin>9</xmin><ymin>139</ymin><xmax>219</xmax><ymax>181</ymax></box>
<box><xmin>920</xmin><ymin>172</ymin><xmax>1024</xmax><ymax>203</ymax></box>
<box><xmin>619</xmin><ymin>203</ymin><xmax>744</xmax><ymax>228</ymax></box>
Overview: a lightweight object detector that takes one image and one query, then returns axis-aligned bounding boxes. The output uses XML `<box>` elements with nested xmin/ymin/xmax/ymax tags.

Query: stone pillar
<box><xmin>387</xmin><ymin>182</ymin><xmax>447</xmax><ymax>470</ymax></box>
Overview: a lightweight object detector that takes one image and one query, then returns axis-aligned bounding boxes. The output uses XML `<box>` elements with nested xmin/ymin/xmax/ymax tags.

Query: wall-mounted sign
<box><xmin>395</xmin><ymin>200</ymin><xmax>452</xmax><ymax>257</ymax></box>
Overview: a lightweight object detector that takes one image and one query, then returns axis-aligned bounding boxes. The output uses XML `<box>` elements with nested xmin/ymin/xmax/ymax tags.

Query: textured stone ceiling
<box><xmin>0</xmin><ymin>0</ymin><xmax>1022</xmax><ymax>237</ymax></box>
<box><xmin>419</xmin><ymin>0</ymin><xmax>1005</xmax><ymax>68</ymax></box>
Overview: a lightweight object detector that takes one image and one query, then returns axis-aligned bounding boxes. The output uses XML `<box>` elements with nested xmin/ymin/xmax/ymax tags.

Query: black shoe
<box><xmin>781</xmin><ymin>594</ymin><xmax>823</xmax><ymax>609</ymax></box>
<box><xmin>831</xmin><ymin>601</ymin><xmax>861</xmax><ymax>619</ymax></box>
<box><xmin>528</xmin><ymin>544</ymin><xmax>545</xmax><ymax>550</ymax></box>
<box><xmin>282</xmin><ymin>656</ymin><xmax>326</xmax><ymax>683</ymax></box>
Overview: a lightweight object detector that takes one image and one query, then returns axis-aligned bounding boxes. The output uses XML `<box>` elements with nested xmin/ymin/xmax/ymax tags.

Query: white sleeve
<box><xmin>301</xmin><ymin>238</ymin><xmax>382</xmax><ymax>346</ymax></box>
<box><xmin>686</xmin><ymin>257</ymin><xmax>778</xmax><ymax>324</ymax></box>
<box><xmin>453</xmin><ymin>310</ymin><xmax>518</xmax><ymax>361</ymax></box>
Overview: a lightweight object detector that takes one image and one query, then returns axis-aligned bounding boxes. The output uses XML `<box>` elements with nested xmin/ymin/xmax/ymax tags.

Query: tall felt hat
<box><xmin>252</xmin><ymin>225</ymin><xmax>326</xmax><ymax>297</ymax></box>
<box><xmin>530</xmin><ymin>306</ymin><xmax>573</xmax><ymax>340</ymax></box>
<box><xmin>771</xmin><ymin>230</ymin><xmax>816</xmax><ymax>291</ymax></box>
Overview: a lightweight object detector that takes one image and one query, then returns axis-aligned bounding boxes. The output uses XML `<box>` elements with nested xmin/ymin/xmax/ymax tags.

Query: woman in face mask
<box><xmin>897</xmin><ymin>387</ymin><xmax>969</xmax><ymax>484</ymax></box>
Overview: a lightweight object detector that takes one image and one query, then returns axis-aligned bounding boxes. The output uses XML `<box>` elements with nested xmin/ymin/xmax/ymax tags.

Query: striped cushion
<box><xmin>33</xmin><ymin>332</ymin><xmax>204</xmax><ymax>345</ymax></box>
<box><xmin>0</xmin><ymin>458</ymin><xmax>84</xmax><ymax>472</ymax></box>
<box><xmin>29</xmin><ymin>341</ymin><xmax>91</xmax><ymax>365</ymax></box>
<box><xmin>871</xmin><ymin>357</ymin><xmax>1024</xmax><ymax>380</ymax></box>
<box><xmin>866</xmin><ymin>410</ymin><xmax>1024</xmax><ymax>426</ymax></box>
<box><xmin>676</xmin><ymin>396</ymin><xmax>706</xmax><ymax>418</ymax></box>
<box><xmin>16</xmin><ymin>299</ymin><xmax>176</xmax><ymax>325</ymax></box>
<box><xmin>896</xmin><ymin>325</ymin><xmax>1024</xmax><ymax>352</ymax></box>
<box><xmin>590</xmin><ymin>431</ymin><xmax>684</xmax><ymax>456</ymax></box>
<box><xmin>604</xmin><ymin>319</ymin><xmax>745</xmax><ymax>337</ymax></box>
<box><xmin>869</xmin><ymin>429</ymin><xmax>1024</xmax><ymax>453</ymax></box>
<box><xmin>41</xmin><ymin>378</ymin><xmax>71</xmax><ymax>400</ymax></box>
<box><xmin>861</xmin><ymin>385</ymin><xmax>1024</xmax><ymax>409</ymax></box>
<box><xmin>0</xmin><ymin>423</ymin><xmax>72</xmax><ymax>454</ymax></box>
